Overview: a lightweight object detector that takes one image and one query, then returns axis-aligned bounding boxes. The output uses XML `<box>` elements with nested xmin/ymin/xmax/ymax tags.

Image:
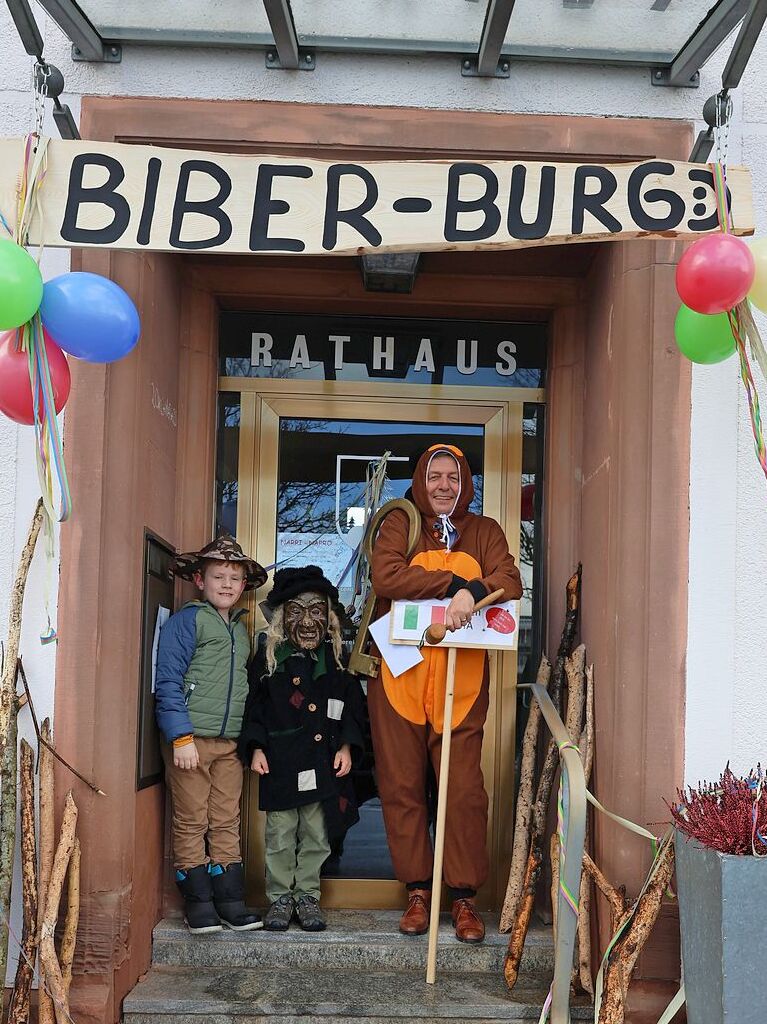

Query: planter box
<box><xmin>675</xmin><ymin>831</ymin><xmax>767</xmax><ymax>1024</ymax></box>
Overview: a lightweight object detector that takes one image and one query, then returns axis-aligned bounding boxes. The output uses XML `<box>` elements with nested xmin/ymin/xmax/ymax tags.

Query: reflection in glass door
<box><xmin>275</xmin><ymin>417</ymin><xmax>485</xmax><ymax>882</ymax></box>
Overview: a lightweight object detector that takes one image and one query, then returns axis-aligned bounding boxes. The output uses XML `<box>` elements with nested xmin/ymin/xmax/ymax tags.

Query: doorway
<box><xmin>215</xmin><ymin>312</ymin><xmax>546</xmax><ymax>908</ymax></box>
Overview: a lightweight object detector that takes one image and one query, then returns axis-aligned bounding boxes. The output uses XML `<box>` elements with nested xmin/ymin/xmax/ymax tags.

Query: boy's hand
<box><xmin>174</xmin><ymin>741</ymin><xmax>199</xmax><ymax>770</ymax></box>
<box><xmin>334</xmin><ymin>744</ymin><xmax>352</xmax><ymax>777</ymax></box>
<box><xmin>251</xmin><ymin>749</ymin><xmax>269</xmax><ymax>775</ymax></box>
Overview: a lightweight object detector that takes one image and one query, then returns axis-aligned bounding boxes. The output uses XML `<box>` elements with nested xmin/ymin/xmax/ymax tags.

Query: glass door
<box><xmin>234</xmin><ymin>390</ymin><xmax>521</xmax><ymax>909</ymax></box>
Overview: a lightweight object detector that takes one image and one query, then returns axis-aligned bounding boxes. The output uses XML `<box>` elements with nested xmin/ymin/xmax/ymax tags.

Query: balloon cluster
<box><xmin>0</xmin><ymin>238</ymin><xmax>140</xmax><ymax>425</ymax></box>
<box><xmin>675</xmin><ymin>235</ymin><xmax>767</xmax><ymax>364</ymax></box>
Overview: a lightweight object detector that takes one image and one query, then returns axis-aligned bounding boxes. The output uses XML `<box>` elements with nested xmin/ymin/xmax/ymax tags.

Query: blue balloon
<box><xmin>40</xmin><ymin>272</ymin><xmax>140</xmax><ymax>363</ymax></box>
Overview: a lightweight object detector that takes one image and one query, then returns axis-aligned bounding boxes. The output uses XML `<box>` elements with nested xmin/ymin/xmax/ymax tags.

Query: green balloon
<box><xmin>0</xmin><ymin>238</ymin><xmax>43</xmax><ymax>330</ymax></box>
<box><xmin>674</xmin><ymin>303</ymin><xmax>736</xmax><ymax>365</ymax></box>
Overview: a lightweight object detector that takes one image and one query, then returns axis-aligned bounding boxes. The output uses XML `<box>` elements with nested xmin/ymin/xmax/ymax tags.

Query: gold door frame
<box><xmin>223</xmin><ymin>377</ymin><xmax>542</xmax><ymax>909</ymax></box>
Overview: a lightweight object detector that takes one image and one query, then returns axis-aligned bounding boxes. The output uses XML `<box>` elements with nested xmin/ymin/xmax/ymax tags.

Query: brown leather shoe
<box><xmin>452</xmin><ymin>898</ymin><xmax>485</xmax><ymax>943</ymax></box>
<box><xmin>399</xmin><ymin>888</ymin><xmax>431</xmax><ymax>936</ymax></box>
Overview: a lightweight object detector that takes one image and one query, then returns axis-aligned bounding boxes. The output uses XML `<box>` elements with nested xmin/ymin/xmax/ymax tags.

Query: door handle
<box><xmin>348</xmin><ymin>498</ymin><xmax>420</xmax><ymax>678</ymax></box>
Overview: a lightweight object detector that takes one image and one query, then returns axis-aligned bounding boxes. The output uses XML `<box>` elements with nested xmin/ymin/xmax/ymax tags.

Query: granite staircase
<box><xmin>123</xmin><ymin>911</ymin><xmax>591</xmax><ymax>1023</ymax></box>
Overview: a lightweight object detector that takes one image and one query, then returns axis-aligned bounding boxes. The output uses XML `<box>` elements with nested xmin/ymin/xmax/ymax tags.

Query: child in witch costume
<box><xmin>239</xmin><ymin>566</ymin><xmax>364</xmax><ymax>932</ymax></box>
<box><xmin>155</xmin><ymin>535</ymin><xmax>267</xmax><ymax>934</ymax></box>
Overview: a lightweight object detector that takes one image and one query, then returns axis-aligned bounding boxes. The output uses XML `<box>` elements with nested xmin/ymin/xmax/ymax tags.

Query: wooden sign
<box><xmin>390</xmin><ymin>597</ymin><xmax>520</xmax><ymax>650</ymax></box>
<box><xmin>0</xmin><ymin>137</ymin><xmax>754</xmax><ymax>256</ymax></box>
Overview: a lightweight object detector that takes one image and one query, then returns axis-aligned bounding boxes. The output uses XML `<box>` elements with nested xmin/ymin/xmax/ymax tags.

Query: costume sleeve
<box><xmin>237</xmin><ymin>646</ymin><xmax>270</xmax><ymax>764</ymax></box>
<box><xmin>371</xmin><ymin>509</ymin><xmax>457</xmax><ymax>599</ymax></box>
<box><xmin>473</xmin><ymin>519</ymin><xmax>524</xmax><ymax>601</ymax></box>
<box><xmin>338</xmin><ymin>673</ymin><xmax>366</xmax><ymax>760</ymax></box>
<box><xmin>154</xmin><ymin>606</ymin><xmax>197</xmax><ymax>743</ymax></box>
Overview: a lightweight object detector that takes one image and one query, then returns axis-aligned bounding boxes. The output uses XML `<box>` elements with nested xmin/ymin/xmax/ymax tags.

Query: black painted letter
<box><xmin>571</xmin><ymin>165</ymin><xmax>622</xmax><ymax>235</ymax></box>
<box><xmin>323</xmin><ymin>165</ymin><xmax>382</xmax><ymax>251</ymax></box>
<box><xmin>687</xmin><ymin>168</ymin><xmax>731</xmax><ymax>232</ymax></box>
<box><xmin>627</xmin><ymin>161</ymin><xmax>684</xmax><ymax>232</ymax></box>
<box><xmin>507</xmin><ymin>164</ymin><xmax>556</xmax><ymax>240</ymax></box>
<box><xmin>169</xmin><ymin>160</ymin><xmax>232</xmax><ymax>250</ymax></box>
<box><xmin>250</xmin><ymin>164</ymin><xmax>313</xmax><ymax>252</ymax></box>
<box><xmin>60</xmin><ymin>153</ymin><xmax>131</xmax><ymax>244</ymax></box>
<box><xmin>444</xmin><ymin>164</ymin><xmax>501</xmax><ymax>242</ymax></box>
<box><xmin>137</xmin><ymin>157</ymin><xmax>162</xmax><ymax>246</ymax></box>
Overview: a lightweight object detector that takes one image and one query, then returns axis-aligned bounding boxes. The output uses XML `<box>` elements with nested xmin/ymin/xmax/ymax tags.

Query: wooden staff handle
<box><xmin>424</xmin><ymin>587</ymin><xmax>506</xmax><ymax>646</ymax></box>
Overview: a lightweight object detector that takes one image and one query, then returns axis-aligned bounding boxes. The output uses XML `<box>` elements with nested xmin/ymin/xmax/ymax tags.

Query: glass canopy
<box><xmin>73</xmin><ymin>0</ymin><xmax>741</xmax><ymax>68</ymax></box>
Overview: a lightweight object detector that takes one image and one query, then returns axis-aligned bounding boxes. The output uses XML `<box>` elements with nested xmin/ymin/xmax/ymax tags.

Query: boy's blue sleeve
<box><xmin>155</xmin><ymin>606</ymin><xmax>197</xmax><ymax>743</ymax></box>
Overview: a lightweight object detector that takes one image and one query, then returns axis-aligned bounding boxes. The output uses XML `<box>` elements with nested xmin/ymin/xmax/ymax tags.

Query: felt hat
<box><xmin>171</xmin><ymin>534</ymin><xmax>267</xmax><ymax>592</ymax></box>
<box><xmin>265</xmin><ymin>565</ymin><xmax>340</xmax><ymax>610</ymax></box>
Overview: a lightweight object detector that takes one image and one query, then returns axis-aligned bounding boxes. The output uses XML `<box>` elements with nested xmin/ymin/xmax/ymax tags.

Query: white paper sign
<box><xmin>389</xmin><ymin>598</ymin><xmax>520</xmax><ymax>651</ymax></box>
<box><xmin>368</xmin><ymin>612</ymin><xmax>424</xmax><ymax>678</ymax></box>
<box><xmin>151</xmin><ymin>606</ymin><xmax>171</xmax><ymax>694</ymax></box>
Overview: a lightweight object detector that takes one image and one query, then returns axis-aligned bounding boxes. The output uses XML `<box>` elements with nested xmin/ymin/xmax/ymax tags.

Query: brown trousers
<box><xmin>368</xmin><ymin>677</ymin><xmax>490</xmax><ymax>892</ymax></box>
<box><xmin>162</xmin><ymin>737</ymin><xmax>243</xmax><ymax>870</ymax></box>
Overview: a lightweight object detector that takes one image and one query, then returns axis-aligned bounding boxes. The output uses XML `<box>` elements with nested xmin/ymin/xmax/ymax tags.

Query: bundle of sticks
<box><xmin>8</xmin><ymin>723</ymin><xmax>81</xmax><ymax>1024</ymax></box>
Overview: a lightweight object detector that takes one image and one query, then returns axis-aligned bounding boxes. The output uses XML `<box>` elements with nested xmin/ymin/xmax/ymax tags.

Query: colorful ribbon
<box><xmin>710</xmin><ymin>162</ymin><xmax>767</xmax><ymax>483</ymax></box>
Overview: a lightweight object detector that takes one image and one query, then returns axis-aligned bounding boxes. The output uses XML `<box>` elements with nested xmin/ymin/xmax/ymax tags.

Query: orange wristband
<box><xmin>173</xmin><ymin>734</ymin><xmax>194</xmax><ymax>748</ymax></box>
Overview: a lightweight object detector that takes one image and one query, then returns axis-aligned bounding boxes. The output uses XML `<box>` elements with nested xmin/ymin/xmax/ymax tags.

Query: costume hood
<box><xmin>410</xmin><ymin>443</ymin><xmax>475</xmax><ymax>523</ymax></box>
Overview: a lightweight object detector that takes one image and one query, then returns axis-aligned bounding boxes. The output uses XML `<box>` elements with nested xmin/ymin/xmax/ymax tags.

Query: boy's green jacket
<box><xmin>154</xmin><ymin>600</ymin><xmax>251</xmax><ymax>742</ymax></box>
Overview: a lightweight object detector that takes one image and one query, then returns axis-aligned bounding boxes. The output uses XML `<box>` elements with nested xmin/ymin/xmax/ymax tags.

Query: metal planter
<box><xmin>675</xmin><ymin>831</ymin><xmax>767</xmax><ymax>1024</ymax></box>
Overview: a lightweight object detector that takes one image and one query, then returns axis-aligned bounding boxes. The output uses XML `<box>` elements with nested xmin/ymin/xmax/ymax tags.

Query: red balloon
<box><xmin>676</xmin><ymin>234</ymin><xmax>755</xmax><ymax>315</ymax></box>
<box><xmin>0</xmin><ymin>329</ymin><xmax>71</xmax><ymax>425</ymax></box>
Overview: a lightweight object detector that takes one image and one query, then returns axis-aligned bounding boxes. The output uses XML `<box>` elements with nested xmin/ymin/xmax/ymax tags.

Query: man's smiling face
<box><xmin>426</xmin><ymin>454</ymin><xmax>460</xmax><ymax>516</ymax></box>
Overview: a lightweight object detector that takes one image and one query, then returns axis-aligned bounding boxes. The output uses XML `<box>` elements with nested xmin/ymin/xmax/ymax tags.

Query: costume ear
<box><xmin>259</xmin><ymin>600</ymin><xmax>274</xmax><ymax>623</ymax></box>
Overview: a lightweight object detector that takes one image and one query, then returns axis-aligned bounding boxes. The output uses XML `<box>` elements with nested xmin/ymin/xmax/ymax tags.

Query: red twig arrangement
<box><xmin>668</xmin><ymin>766</ymin><xmax>767</xmax><ymax>856</ymax></box>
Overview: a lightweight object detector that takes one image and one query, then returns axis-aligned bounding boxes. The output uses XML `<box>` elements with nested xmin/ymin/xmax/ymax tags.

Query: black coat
<box><xmin>238</xmin><ymin>639</ymin><xmax>365</xmax><ymax>836</ymax></box>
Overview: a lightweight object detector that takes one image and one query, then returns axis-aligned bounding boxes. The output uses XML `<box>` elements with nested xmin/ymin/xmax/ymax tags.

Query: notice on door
<box><xmin>0</xmin><ymin>137</ymin><xmax>753</xmax><ymax>256</ymax></box>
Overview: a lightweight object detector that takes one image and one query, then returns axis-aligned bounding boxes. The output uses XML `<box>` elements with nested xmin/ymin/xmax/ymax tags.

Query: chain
<box><xmin>32</xmin><ymin>61</ymin><xmax>50</xmax><ymax>148</ymax></box>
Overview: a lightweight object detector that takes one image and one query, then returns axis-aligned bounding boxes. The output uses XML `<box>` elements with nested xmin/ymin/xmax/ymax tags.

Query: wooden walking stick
<box><xmin>424</xmin><ymin>587</ymin><xmax>505</xmax><ymax>985</ymax></box>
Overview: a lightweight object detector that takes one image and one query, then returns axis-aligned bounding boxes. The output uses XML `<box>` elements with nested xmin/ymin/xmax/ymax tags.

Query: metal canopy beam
<box><xmin>5</xmin><ymin>0</ymin><xmax>44</xmax><ymax>58</ymax></box>
<box><xmin>35</xmin><ymin>0</ymin><xmax>120</xmax><ymax>61</ymax></box>
<box><xmin>461</xmin><ymin>0</ymin><xmax>516</xmax><ymax>77</ymax></box>
<box><xmin>722</xmin><ymin>0</ymin><xmax>767</xmax><ymax>88</ymax></box>
<box><xmin>654</xmin><ymin>0</ymin><xmax>751</xmax><ymax>87</ymax></box>
<box><xmin>262</xmin><ymin>0</ymin><xmax>313</xmax><ymax>69</ymax></box>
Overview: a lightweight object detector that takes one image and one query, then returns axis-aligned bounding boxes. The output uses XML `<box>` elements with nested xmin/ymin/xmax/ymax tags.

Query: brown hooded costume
<box><xmin>369</xmin><ymin>444</ymin><xmax>522</xmax><ymax>894</ymax></box>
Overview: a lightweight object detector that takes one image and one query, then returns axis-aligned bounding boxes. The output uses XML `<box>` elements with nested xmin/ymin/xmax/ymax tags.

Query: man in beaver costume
<box><xmin>370</xmin><ymin>444</ymin><xmax>522</xmax><ymax>943</ymax></box>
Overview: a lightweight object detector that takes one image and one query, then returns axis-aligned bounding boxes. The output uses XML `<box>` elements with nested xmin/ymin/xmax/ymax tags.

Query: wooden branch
<box><xmin>499</xmin><ymin>655</ymin><xmax>551</xmax><ymax>932</ymax></box>
<box><xmin>8</xmin><ymin>740</ymin><xmax>38</xmax><ymax>1024</ymax></box>
<box><xmin>597</xmin><ymin>842</ymin><xmax>676</xmax><ymax>1024</ymax></box>
<box><xmin>576</xmin><ymin>864</ymin><xmax>595</xmax><ymax>997</ymax></box>
<box><xmin>60</xmin><ymin>838</ymin><xmax>80</xmax><ymax>998</ymax></box>
<box><xmin>564</xmin><ymin>645</ymin><xmax>586</xmax><ymax>745</ymax></box>
<box><xmin>504</xmin><ymin>846</ymin><xmax>542</xmax><ymax>990</ymax></box>
<box><xmin>550</xmin><ymin>566</ymin><xmax>582</xmax><ymax>716</ymax></box>
<box><xmin>37</xmin><ymin>718</ymin><xmax>56</xmax><ymax>1024</ymax></box>
<box><xmin>0</xmin><ymin>702</ymin><xmax>19</xmax><ymax>983</ymax></box>
<box><xmin>39</xmin><ymin>792</ymin><xmax>78</xmax><ymax>1024</ymax></box>
<box><xmin>581</xmin><ymin>664</ymin><xmax>595</xmax><ymax>786</ymax></box>
<box><xmin>0</xmin><ymin>499</ymin><xmax>44</xmax><ymax>766</ymax></box>
<box><xmin>583</xmin><ymin>852</ymin><xmax>628</xmax><ymax>932</ymax></box>
<box><xmin>549</xmin><ymin>832</ymin><xmax>560</xmax><ymax>943</ymax></box>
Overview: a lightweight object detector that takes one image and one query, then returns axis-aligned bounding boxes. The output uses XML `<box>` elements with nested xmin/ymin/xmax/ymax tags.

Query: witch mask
<box><xmin>284</xmin><ymin>591</ymin><xmax>329</xmax><ymax>652</ymax></box>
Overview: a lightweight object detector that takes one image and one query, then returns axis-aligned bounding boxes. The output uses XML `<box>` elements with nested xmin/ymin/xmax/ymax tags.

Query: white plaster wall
<box><xmin>0</xmin><ymin>3</ymin><xmax>764</xmax><ymax>952</ymax></box>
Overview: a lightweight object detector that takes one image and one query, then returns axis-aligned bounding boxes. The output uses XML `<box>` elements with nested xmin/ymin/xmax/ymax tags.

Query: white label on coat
<box><xmin>297</xmin><ymin>769</ymin><xmax>317</xmax><ymax>792</ymax></box>
<box><xmin>327</xmin><ymin>699</ymin><xmax>345</xmax><ymax>721</ymax></box>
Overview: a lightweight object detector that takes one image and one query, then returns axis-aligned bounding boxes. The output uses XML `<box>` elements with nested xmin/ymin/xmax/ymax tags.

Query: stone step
<box><xmin>123</xmin><ymin>964</ymin><xmax>592</xmax><ymax>1023</ymax></box>
<box><xmin>151</xmin><ymin>912</ymin><xmax>555</xmax><ymax>974</ymax></box>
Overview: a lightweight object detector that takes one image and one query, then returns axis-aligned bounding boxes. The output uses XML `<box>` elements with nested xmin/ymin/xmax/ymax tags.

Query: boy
<box><xmin>155</xmin><ymin>534</ymin><xmax>267</xmax><ymax>934</ymax></box>
<box><xmin>238</xmin><ymin>566</ymin><xmax>364</xmax><ymax>932</ymax></box>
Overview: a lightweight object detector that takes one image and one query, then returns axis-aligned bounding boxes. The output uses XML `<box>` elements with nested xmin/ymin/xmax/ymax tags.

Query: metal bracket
<box><xmin>265</xmin><ymin>49</ymin><xmax>315</xmax><ymax>70</ymax></box>
<box><xmin>461</xmin><ymin>54</ymin><xmax>510</xmax><ymax>78</ymax></box>
<box><xmin>71</xmin><ymin>42</ymin><xmax>122</xmax><ymax>62</ymax></box>
<box><xmin>651</xmin><ymin>67</ymin><xmax>700</xmax><ymax>87</ymax></box>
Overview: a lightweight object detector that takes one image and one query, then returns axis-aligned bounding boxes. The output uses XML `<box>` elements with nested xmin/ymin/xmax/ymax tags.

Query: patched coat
<box><xmin>238</xmin><ymin>639</ymin><xmax>365</xmax><ymax>825</ymax></box>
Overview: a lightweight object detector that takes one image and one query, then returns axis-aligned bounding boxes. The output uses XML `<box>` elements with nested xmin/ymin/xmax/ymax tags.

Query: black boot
<box><xmin>210</xmin><ymin>862</ymin><xmax>262</xmax><ymax>931</ymax></box>
<box><xmin>176</xmin><ymin>865</ymin><xmax>222</xmax><ymax>934</ymax></box>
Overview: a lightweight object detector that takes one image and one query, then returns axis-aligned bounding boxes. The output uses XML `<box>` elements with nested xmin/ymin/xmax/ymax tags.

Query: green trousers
<box><xmin>265</xmin><ymin>802</ymin><xmax>330</xmax><ymax>904</ymax></box>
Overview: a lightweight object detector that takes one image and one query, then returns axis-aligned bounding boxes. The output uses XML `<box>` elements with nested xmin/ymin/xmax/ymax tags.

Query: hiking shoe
<box><xmin>264</xmin><ymin>894</ymin><xmax>295</xmax><ymax>931</ymax></box>
<box><xmin>295</xmin><ymin>894</ymin><xmax>327</xmax><ymax>932</ymax></box>
<box><xmin>175</xmin><ymin>865</ymin><xmax>222</xmax><ymax>934</ymax></box>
